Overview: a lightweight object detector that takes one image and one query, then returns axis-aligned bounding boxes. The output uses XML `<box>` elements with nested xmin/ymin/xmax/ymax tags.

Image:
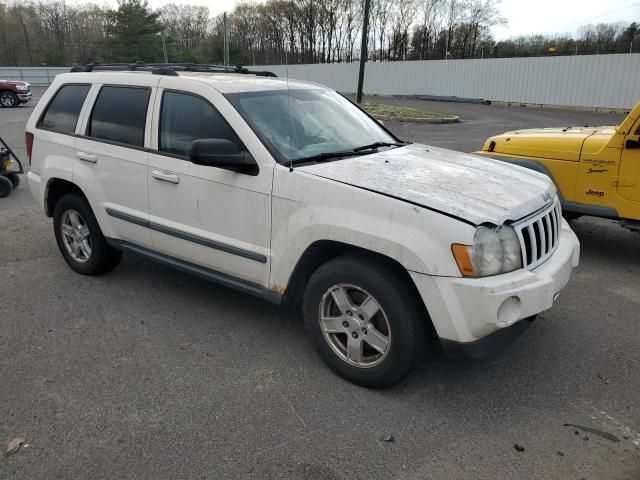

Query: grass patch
<box><xmin>362</xmin><ymin>103</ymin><xmax>453</xmax><ymax>119</ymax></box>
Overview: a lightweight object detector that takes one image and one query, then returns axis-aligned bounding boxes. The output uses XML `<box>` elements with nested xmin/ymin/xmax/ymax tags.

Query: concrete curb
<box><xmin>489</xmin><ymin>101</ymin><xmax>630</xmax><ymax>115</ymax></box>
<box><xmin>372</xmin><ymin>114</ymin><xmax>460</xmax><ymax>124</ymax></box>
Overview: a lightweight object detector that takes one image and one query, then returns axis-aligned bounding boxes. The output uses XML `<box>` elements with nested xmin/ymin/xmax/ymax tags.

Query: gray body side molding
<box><xmin>106</xmin><ymin>238</ymin><xmax>282</xmax><ymax>304</ymax></box>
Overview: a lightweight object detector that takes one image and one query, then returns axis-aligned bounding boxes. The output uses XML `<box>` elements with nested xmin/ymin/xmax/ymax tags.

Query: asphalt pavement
<box><xmin>1</xmin><ymin>88</ymin><xmax>639</xmax><ymax>479</ymax></box>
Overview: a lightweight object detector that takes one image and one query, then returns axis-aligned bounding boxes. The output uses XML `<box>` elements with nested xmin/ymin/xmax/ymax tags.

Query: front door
<box><xmin>147</xmin><ymin>78</ymin><xmax>273</xmax><ymax>287</ymax></box>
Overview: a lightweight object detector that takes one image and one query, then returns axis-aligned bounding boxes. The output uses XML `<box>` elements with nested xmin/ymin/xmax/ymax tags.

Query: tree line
<box><xmin>0</xmin><ymin>0</ymin><xmax>637</xmax><ymax>67</ymax></box>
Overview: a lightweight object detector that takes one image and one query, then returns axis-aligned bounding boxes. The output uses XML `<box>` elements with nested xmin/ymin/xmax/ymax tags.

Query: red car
<box><xmin>0</xmin><ymin>79</ymin><xmax>32</xmax><ymax>108</ymax></box>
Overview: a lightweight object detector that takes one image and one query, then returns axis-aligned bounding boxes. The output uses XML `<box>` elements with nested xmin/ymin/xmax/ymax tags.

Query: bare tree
<box><xmin>0</xmin><ymin>0</ymin><xmax>636</xmax><ymax>67</ymax></box>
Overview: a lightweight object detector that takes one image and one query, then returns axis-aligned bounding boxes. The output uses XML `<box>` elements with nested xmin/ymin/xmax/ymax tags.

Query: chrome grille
<box><xmin>513</xmin><ymin>197</ymin><xmax>562</xmax><ymax>270</ymax></box>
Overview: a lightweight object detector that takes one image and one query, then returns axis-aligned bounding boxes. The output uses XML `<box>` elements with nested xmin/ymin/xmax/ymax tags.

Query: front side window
<box><xmin>88</xmin><ymin>86</ymin><xmax>150</xmax><ymax>147</ymax></box>
<box><xmin>159</xmin><ymin>91</ymin><xmax>240</xmax><ymax>157</ymax></box>
<box><xmin>38</xmin><ymin>84</ymin><xmax>90</xmax><ymax>134</ymax></box>
<box><xmin>226</xmin><ymin>88</ymin><xmax>398</xmax><ymax>164</ymax></box>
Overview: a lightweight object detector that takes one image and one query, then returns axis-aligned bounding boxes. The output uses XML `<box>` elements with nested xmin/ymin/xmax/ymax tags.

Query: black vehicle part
<box><xmin>70</xmin><ymin>62</ymin><xmax>277</xmax><ymax>77</ymax></box>
<box><xmin>6</xmin><ymin>171</ymin><xmax>20</xmax><ymax>188</ymax></box>
<box><xmin>0</xmin><ymin>136</ymin><xmax>25</xmax><ymax>174</ymax></box>
<box><xmin>0</xmin><ymin>175</ymin><xmax>13</xmax><ymax>198</ymax></box>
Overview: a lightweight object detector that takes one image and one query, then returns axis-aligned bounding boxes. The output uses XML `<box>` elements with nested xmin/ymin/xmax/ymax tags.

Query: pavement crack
<box><xmin>279</xmin><ymin>391</ymin><xmax>308</xmax><ymax>430</ymax></box>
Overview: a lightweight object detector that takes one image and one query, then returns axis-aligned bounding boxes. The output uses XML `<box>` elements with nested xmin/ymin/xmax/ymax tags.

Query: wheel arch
<box><xmin>44</xmin><ymin>178</ymin><xmax>89</xmax><ymax>217</ymax></box>
<box><xmin>280</xmin><ymin>240</ymin><xmax>434</xmax><ymax>333</ymax></box>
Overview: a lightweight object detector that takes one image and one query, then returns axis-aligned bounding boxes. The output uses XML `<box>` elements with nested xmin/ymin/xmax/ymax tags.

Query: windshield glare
<box><xmin>226</xmin><ymin>89</ymin><xmax>397</xmax><ymax>163</ymax></box>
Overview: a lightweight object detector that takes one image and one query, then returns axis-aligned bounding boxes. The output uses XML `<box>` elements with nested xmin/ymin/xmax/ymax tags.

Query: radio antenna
<box><xmin>287</xmin><ymin>67</ymin><xmax>293</xmax><ymax>172</ymax></box>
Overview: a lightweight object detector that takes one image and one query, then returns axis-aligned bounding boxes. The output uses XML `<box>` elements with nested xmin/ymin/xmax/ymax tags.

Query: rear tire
<box><xmin>0</xmin><ymin>175</ymin><xmax>13</xmax><ymax>197</ymax></box>
<box><xmin>53</xmin><ymin>193</ymin><xmax>122</xmax><ymax>275</ymax></box>
<box><xmin>0</xmin><ymin>91</ymin><xmax>19</xmax><ymax>108</ymax></box>
<box><xmin>303</xmin><ymin>253</ymin><xmax>424</xmax><ymax>387</ymax></box>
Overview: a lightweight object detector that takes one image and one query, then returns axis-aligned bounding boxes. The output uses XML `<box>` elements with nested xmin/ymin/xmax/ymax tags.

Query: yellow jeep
<box><xmin>476</xmin><ymin>101</ymin><xmax>640</xmax><ymax>226</ymax></box>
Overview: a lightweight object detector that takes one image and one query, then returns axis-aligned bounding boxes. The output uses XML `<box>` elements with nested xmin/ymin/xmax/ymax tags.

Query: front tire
<box><xmin>0</xmin><ymin>91</ymin><xmax>19</xmax><ymax>108</ymax></box>
<box><xmin>303</xmin><ymin>253</ymin><xmax>424</xmax><ymax>387</ymax></box>
<box><xmin>53</xmin><ymin>193</ymin><xmax>122</xmax><ymax>275</ymax></box>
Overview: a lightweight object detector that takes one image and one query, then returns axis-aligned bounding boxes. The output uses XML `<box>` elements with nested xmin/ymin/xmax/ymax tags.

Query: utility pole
<box><xmin>161</xmin><ymin>32</ymin><xmax>168</xmax><ymax>63</ymax></box>
<box><xmin>223</xmin><ymin>12</ymin><xmax>229</xmax><ymax>66</ymax></box>
<box><xmin>356</xmin><ymin>0</ymin><xmax>371</xmax><ymax>104</ymax></box>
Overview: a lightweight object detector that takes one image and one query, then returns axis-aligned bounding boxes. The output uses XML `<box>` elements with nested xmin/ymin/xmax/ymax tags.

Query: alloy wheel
<box><xmin>318</xmin><ymin>284</ymin><xmax>391</xmax><ymax>368</ymax></box>
<box><xmin>0</xmin><ymin>92</ymin><xmax>17</xmax><ymax>107</ymax></box>
<box><xmin>60</xmin><ymin>209</ymin><xmax>92</xmax><ymax>263</ymax></box>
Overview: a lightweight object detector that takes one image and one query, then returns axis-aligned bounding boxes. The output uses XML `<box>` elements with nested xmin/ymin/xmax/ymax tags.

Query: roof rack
<box><xmin>69</xmin><ymin>62</ymin><xmax>277</xmax><ymax>78</ymax></box>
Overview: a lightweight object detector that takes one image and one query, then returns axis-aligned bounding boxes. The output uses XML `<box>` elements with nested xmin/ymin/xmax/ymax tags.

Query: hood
<box><xmin>297</xmin><ymin>143</ymin><xmax>556</xmax><ymax>226</ymax></box>
<box><xmin>483</xmin><ymin>126</ymin><xmax>612</xmax><ymax>161</ymax></box>
<box><xmin>0</xmin><ymin>80</ymin><xmax>29</xmax><ymax>87</ymax></box>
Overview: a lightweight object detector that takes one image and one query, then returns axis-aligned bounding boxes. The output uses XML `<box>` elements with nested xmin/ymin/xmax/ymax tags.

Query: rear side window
<box><xmin>38</xmin><ymin>84</ymin><xmax>90</xmax><ymax>134</ymax></box>
<box><xmin>159</xmin><ymin>91</ymin><xmax>240</xmax><ymax>157</ymax></box>
<box><xmin>88</xmin><ymin>86</ymin><xmax>150</xmax><ymax>147</ymax></box>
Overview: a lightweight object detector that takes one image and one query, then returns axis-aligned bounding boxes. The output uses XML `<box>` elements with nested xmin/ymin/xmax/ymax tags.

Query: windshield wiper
<box><xmin>353</xmin><ymin>141</ymin><xmax>408</xmax><ymax>152</ymax></box>
<box><xmin>291</xmin><ymin>149</ymin><xmax>360</xmax><ymax>164</ymax></box>
<box><xmin>291</xmin><ymin>141</ymin><xmax>409</xmax><ymax>165</ymax></box>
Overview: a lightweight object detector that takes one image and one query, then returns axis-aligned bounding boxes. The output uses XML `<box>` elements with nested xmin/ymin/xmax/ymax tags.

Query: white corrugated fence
<box><xmin>264</xmin><ymin>54</ymin><xmax>639</xmax><ymax>109</ymax></box>
<box><xmin>2</xmin><ymin>54</ymin><xmax>639</xmax><ymax>109</ymax></box>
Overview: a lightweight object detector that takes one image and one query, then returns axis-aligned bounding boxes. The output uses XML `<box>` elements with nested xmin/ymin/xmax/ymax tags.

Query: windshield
<box><xmin>225</xmin><ymin>88</ymin><xmax>398</xmax><ymax>164</ymax></box>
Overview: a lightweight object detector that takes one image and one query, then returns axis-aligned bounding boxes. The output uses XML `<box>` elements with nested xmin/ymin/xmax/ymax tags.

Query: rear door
<box><xmin>32</xmin><ymin>83</ymin><xmax>92</xmax><ymax>183</ymax></box>
<box><xmin>74</xmin><ymin>75</ymin><xmax>160</xmax><ymax>248</ymax></box>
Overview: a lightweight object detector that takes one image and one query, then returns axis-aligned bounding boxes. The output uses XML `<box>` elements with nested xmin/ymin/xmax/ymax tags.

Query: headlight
<box><xmin>16</xmin><ymin>85</ymin><xmax>28</xmax><ymax>91</ymax></box>
<box><xmin>452</xmin><ymin>225</ymin><xmax>522</xmax><ymax>277</ymax></box>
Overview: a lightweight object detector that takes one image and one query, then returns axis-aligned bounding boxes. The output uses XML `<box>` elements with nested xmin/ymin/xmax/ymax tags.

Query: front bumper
<box><xmin>411</xmin><ymin>219</ymin><xmax>580</xmax><ymax>358</ymax></box>
<box><xmin>17</xmin><ymin>92</ymin><xmax>32</xmax><ymax>103</ymax></box>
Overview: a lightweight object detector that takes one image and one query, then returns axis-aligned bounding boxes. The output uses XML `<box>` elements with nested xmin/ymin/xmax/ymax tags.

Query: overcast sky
<box><xmin>158</xmin><ymin>0</ymin><xmax>640</xmax><ymax>41</ymax></box>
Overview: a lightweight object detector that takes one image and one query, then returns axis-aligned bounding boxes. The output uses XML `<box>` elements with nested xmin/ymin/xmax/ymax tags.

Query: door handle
<box><xmin>76</xmin><ymin>152</ymin><xmax>97</xmax><ymax>163</ymax></box>
<box><xmin>152</xmin><ymin>169</ymin><xmax>180</xmax><ymax>184</ymax></box>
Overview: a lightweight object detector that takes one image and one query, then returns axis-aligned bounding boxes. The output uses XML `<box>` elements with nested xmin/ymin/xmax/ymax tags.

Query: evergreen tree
<box><xmin>106</xmin><ymin>0</ymin><xmax>163</xmax><ymax>62</ymax></box>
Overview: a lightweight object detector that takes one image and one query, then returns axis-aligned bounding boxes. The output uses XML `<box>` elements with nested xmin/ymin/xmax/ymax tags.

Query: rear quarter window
<box><xmin>88</xmin><ymin>86</ymin><xmax>150</xmax><ymax>147</ymax></box>
<box><xmin>38</xmin><ymin>84</ymin><xmax>91</xmax><ymax>134</ymax></box>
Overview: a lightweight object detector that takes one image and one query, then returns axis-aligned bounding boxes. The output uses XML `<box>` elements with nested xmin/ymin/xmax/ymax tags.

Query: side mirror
<box><xmin>190</xmin><ymin>139</ymin><xmax>258</xmax><ymax>175</ymax></box>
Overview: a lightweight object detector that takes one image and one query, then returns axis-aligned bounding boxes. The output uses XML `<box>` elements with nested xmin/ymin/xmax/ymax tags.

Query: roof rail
<box><xmin>69</xmin><ymin>62</ymin><xmax>277</xmax><ymax>77</ymax></box>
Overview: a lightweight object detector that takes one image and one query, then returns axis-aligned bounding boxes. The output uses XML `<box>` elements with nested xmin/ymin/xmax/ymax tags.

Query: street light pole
<box><xmin>356</xmin><ymin>0</ymin><xmax>371</xmax><ymax>104</ymax></box>
<box><xmin>223</xmin><ymin>12</ymin><xmax>229</xmax><ymax>66</ymax></box>
<box><xmin>161</xmin><ymin>32</ymin><xmax>168</xmax><ymax>63</ymax></box>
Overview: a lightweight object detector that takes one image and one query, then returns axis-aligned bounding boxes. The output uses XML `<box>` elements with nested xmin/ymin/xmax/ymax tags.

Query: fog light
<box><xmin>497</xmin><ymin>296</ymin><xmax>521</xmax><ymax>325</ymax></box>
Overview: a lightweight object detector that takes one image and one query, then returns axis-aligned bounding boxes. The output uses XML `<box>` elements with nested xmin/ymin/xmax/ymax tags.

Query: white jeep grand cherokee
<box><xmin>26</xmin><ymin>64</ymin><xmax>580</xmax><ymax>387</ymax></box>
